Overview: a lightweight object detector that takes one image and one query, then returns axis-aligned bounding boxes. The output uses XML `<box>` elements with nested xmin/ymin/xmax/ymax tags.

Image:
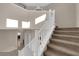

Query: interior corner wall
<box><xmin>45</xmin><ymin>3</ymin><xmax>76</xmax><ymax>28</ymax></box>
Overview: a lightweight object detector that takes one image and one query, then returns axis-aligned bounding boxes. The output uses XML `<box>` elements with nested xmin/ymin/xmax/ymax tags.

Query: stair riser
<box><xmin>50</xmin><ymin>40</ymin><xmax>79</xmax><ymax>52</ymax></box>
<box><xmin>54</xmin><ymin>32</ymin><xmax>79</xmax><ymax>36</ymax></box>
<box><xmin>52</xmin><ymin>36</ymin><xmax>79</xmax><ymax>43</ymax></box>
<box><xmin>47</xmin><ymin>45</ymin><xmax>71</xmax><ymax>56</ymax></box>
<box><xmin>52</xmin><ymin>35</ymin><xmax>79</xmax><ymax>39</ymax></box>
<box><xmin>56</xmin><ymin>28</ymin><xmax>79</xmax><ymax>31</ymax></box>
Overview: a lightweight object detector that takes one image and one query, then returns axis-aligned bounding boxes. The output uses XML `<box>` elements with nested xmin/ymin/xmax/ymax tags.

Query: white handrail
<box><xmin>18</xmin><ymin>9</ymin><xmax>55</xmax><ymax>56</ymax></box>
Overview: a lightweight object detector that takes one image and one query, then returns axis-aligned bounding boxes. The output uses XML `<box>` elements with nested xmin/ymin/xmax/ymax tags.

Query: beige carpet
<box><xmin>44</xmin><ymin>28</ymin><xmax>79</xmax><ymax>56</ymax></box>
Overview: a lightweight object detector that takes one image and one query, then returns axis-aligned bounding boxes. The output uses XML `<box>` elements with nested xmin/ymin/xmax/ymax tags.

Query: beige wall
<box><xmin>0</xmin><ymin>29</ymin><xmax>18</xmax><ymax>52</ymax></box>
<box><xmin>0</xmin><ymin>3</ymin><xmax>77</xmax><ymax>28</ymax></box>
<box><xmin>76</xmin><ymin>4</ymin><xmax>79</xmax><ymax>27</ymax></box>
<box><xmin>0</xmin><ymin>3</ymin><xmax>46</xmax><ymax>29</ymax></box>
<box><xmin>0</xmin><ymin>4</ymin><xmax>26</xmax><ymax>29</ymax></box>
<box><xmin>44</xmin><ymin>3</ymin><xmax>76</xmax><ymax>28</ymax></box>
<box><xmin>0</xmin><ymin>4</ymin><xmax>27</xmax><ymax>51</ymax></box>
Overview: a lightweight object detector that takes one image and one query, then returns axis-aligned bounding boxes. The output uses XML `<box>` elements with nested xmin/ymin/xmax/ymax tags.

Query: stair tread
<box><xmin>48</xmin><ymin>44</ymin><xmax>79</xmax><ymax>56</ymax></box>
<box><xmin>53</xmin><ymin>34</ymin><xmax>79</xmax><ymax>38</ymax></box>
<box><xmin>55</xmin><ymin>31</ymin><xmax>79</xmax><ymax>33</ymax></box>
<box><xmin>45</xmin><ymin>49</ymin><xmax>68</xmax><ymax>56</ymax></box>
<box><xmin>54</xmin><ymin>31</ymin><xmax>79</xmax><ymax>36</ymax></box>
<box><xmin>45</xmin><ymin>50</ymin><xmax>59</xmax><ymax>56</ymax></box>
<box><xmin>51</xmin><ymin>39</ymin><xmax>79</xmax><ymax>46</ymax></box>
<box><xmin>57</xmin><ymin>27</ymin><xmax>79</xmax><ymax>29</ymax></box>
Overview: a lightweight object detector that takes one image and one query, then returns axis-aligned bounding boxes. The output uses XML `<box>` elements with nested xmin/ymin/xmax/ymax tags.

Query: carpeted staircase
<box><xmin>44</xmin><ymin>28</ymin><xmax>79</xmax><ymax>56</ymax></box>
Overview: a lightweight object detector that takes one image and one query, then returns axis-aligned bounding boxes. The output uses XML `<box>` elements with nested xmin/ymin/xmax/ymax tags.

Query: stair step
<box><xmin>56</xmin><ymin>28</ymin><xmax>79</xmax><ymax>31</ymax></box>
<box><xmin>44</xmin><ymin>49</ymin><xmax>69</xmax><ymax>56</ymax></box>
<box><xmin>55</xmin><ymin>31</ymin><xmax>79</xmax><ymax>32</ymax></box>
<box><xmin>48</xmin><ymin>44</ymin><xmax>79</xmax><ymax>56</ymax></box>
<box><xmin>51</xmin><ymin>39</ymin><xmax>79</xmax><ymax>47</ymax></box>
<box><xmin>53</xmin><ymin>34</ymin><xmax>79</xmax><ymax>39</ymax></box>
<box><xmin>53</xmin><ymin>34</ymin><xmax>79</xmax><ymax>43</ymax></box>
<box><xmin>50</xmin><ymin>39</ymin><xmax>79</xmax><ymax>52</ymax></box>
<box><xmin>53</xmin><ymin>34</ymin><xmax>79</xmax><ymax>38</ymax></box>
<box><xmin>55</xmin><ymin>31</ymin><xmax>79</xmax><ymax>36</ymax></box>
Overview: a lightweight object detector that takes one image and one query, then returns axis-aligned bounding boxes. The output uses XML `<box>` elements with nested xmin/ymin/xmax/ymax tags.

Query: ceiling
<box><xmin>23</xmin><ymin>3</ymin><xmax>50</xmax><ymax>7</ymax></box>
<box><xmin>0</xmin><ymin>3</ymin><xmax>47</xmax><ymax>21</ymax></box>
<box><xmin>16</xmin><ymin>3</ymin><xmax>50</xmax><ymax>10</ymax></box>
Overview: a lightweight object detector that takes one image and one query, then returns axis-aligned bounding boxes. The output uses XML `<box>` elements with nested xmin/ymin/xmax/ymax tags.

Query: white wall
<box><xmin>0</xmin><ymin>4</ymin><xmax>28</xmax><ymax>52</ymax></box>
<box><xmin>0</xmin><ymin>4</ymin><xmax>26</xmax><ymax>29</ymax></box>
<box><xmin>44</xmin><ymin>3</ymin><xmax>76</xmax><ymax>28</ymax></box>
<box><xmin>1</xmin><ymin>3</ymin><xmax>77</xmax><ymax>28</ymax></box>
<box><xmin>0</xmin><ymin>3</ymin><xmax>46</xmax><ymax>29</ymax></box>
<box><xmin>76</xmin><ymin>4</ymin><xmax>79</xmax><ymax>27</ymax></box>
<box><xmin>0</xmin><ymin>29</ymin><xmax>18</xmax><ymax>52</ymax></box>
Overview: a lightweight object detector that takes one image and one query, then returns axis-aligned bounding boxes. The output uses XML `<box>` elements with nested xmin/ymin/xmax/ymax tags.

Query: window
<box><xmin>6</xmin><ymin>18</ymin><xmax>18</xmax><ymax>28</ymax></box>
<box><xmin>35</xmin><ymin>14</ymin><xmax>46</xmax><ymax>24</ymax></box>
<box><xmin>22</xmin><ymin>21</ymin><xmax>30</xmax><ymax>28</ymax></box>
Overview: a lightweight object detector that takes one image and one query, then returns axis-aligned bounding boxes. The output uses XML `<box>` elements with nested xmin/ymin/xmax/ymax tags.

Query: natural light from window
<box><xmin>35</xmin><ymin>14</ymin><xmax>46</xmax><ymax>24</ymax></box>
<box><xmin>22</xmin><ymin>21</ymin><xmax>30</xmax><ymax>28</ymax></box>
<box><xmin>6</xmin><ymin>18</ymin><xmax>18</xmax><ymax>28</ymax></box>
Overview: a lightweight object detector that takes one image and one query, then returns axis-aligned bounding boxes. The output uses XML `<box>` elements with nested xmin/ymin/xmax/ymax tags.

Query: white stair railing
<box><xmin>18</xmin><ymin>9</ymin><xmax>55</xmax><ymax>56</ymax></box>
